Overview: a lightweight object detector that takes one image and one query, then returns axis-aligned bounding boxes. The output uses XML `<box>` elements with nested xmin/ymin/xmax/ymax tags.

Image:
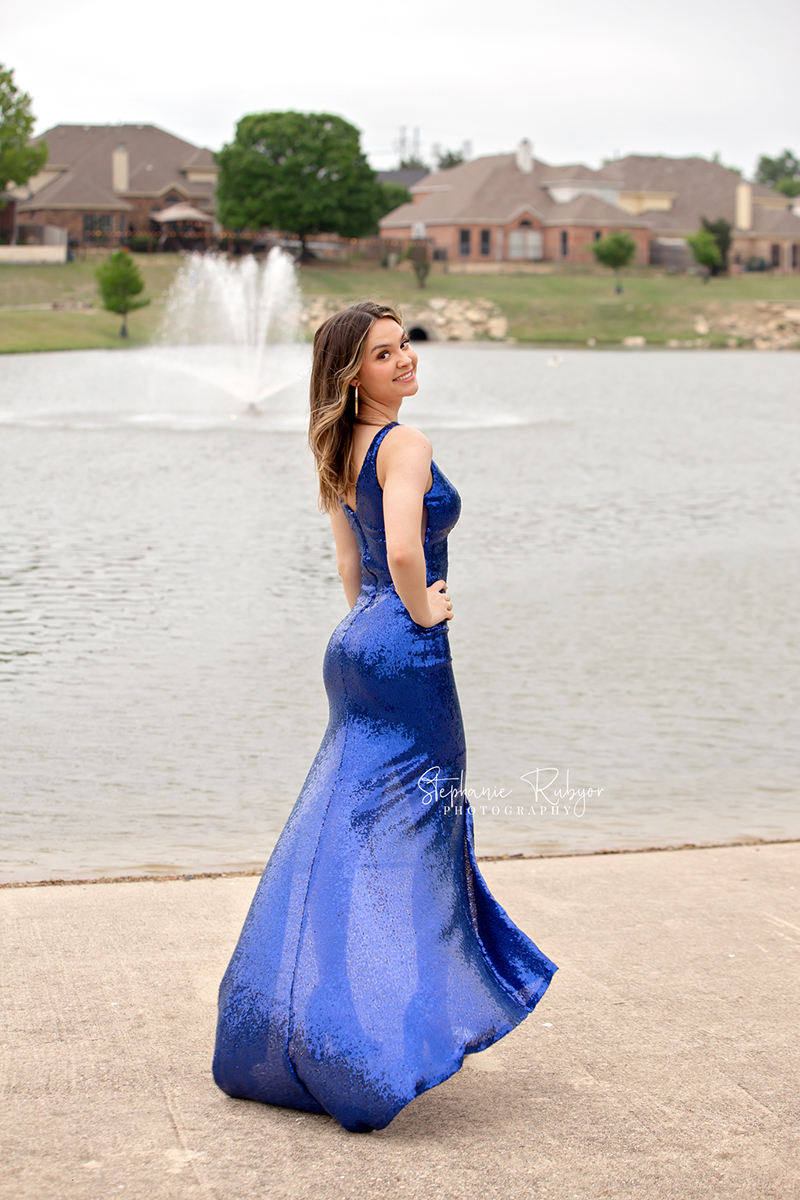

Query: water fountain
<box><xmin>152</xmin><ymin>247</ymin><xmax>308</xmax><ymax>425</ymax></box>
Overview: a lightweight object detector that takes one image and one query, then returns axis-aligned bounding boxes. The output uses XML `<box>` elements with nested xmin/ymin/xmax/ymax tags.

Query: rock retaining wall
<box><xmin>301</xmin><ymin>296</ymin><xmax>509</xmax><ymax>342</ymax></box>
<box><xmin>710</xmin><ymin>302</ymin><xmax>800</xmax><ymax>350</ymax></box>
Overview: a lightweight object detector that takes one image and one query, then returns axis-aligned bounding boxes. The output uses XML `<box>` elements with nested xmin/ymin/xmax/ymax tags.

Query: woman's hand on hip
<box><xmin>418</xmin><ymin>579</ymin><xmax>453</xmax><ymax>627</ymax></box>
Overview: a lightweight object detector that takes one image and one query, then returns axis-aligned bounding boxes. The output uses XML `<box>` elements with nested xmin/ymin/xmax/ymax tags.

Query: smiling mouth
<box><xmin>394</xmin><ymin>369</ymin><xmax>415</xmax><ymax>382</ymax></box>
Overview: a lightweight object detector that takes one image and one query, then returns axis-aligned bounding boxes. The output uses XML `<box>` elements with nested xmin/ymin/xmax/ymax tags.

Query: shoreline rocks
<box><xmin>301</xmin><ymin>296</ymin><xmax>509</xmax><ymax>341</ymax></box>
<box><xmin>710</xmin><ymin>301</ymin><xmax>800</xmax><ymax>350</ymax></box>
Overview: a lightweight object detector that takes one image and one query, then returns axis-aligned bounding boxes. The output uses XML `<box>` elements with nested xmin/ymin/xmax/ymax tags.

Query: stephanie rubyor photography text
<box><xmin>417</xmin><ymin>766</ymin><xmax>604</xmax><ymax>818</ymax></box>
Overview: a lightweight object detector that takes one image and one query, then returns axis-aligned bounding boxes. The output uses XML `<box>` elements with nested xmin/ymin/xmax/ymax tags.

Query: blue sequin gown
<box><xmin>213</xmin><ymin>422</ymin><xmax>557</xmax><ymax>1132</ymax></box>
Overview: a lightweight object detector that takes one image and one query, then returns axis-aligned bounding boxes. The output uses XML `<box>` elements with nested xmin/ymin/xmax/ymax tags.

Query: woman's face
<box><xmin>353</xmin><ymin>318</ymin><xmax>418</xmax><ymax>406</ymax></box>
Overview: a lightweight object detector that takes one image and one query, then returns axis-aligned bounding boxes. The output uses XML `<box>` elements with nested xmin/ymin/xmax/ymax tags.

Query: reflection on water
<box><xmin>0</xmin><ymin>346</ymin><xmax>798</xmax><ymax>881</ymax></box>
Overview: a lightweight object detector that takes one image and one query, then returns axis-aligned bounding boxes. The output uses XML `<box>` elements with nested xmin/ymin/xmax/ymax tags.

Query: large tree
<box><xmin>378</xmin><ymin>181</ymin><xmax>411</xmax><ymax>215</ymax></box>
<box><xmin>0</xmin><ymin>64</ymin><xmax>48</xmax><ymax>197</ymax></box>
<box><xmin>755</xmin><ymin>150</ymin><xmax>800</xmax><ymax>198</ymax></box>
<box><xmin>216</xmin><ymin>111</ymin><xmax>387</xmax><ymax>250</ymax></box>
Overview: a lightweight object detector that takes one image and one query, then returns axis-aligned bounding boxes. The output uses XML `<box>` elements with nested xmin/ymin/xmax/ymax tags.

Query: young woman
<box><xmin>212</xmin><ymin>301</ymin><xmax>556</xmax><ymax>1133</ymax></box>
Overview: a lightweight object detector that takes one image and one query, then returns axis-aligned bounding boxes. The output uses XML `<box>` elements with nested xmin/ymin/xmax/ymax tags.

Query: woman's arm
<box><xmin>380</xmin><ymin>427</ymin><xmax>453</xmax><ymax>628</ymax></box>
<box><xmin>328</xmin><ymin>502</ymin><xmax>362</xmax><ymax>608</ymax></box>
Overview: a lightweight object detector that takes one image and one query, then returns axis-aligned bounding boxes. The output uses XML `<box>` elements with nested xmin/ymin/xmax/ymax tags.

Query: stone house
<box><xmin>380</xmin><ymin>142</ymin><xmax>800</xmax><ymax>272</ymax></box>
<box><xmin>11</xmin><ymin>124</ymin><xmax>218</xmax><ymax>248</ymax></box>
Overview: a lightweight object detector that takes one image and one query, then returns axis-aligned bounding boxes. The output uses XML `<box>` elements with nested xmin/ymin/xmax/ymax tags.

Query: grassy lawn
<box><xmin>0</xmin><ymin>255</ymin><xmax>182</xmax><ymax>308</ymax></box>
<box><xmin>2</xmin><ymin>254</ymin><xmax>800</xmax><ymax>352</ymax></box>
<box><xmin>0</xmin><ymin>308</ymin><xmax>160</xmax><ymax>353</ymax></box>
<box><xmin>0</xmin><ymin>254</ymin><xmax>179</xmax><ymax>353</ymax></box>
<box><xmin>299</xmin><ymin>264</ymin><xmax>800</xmax><ymax>345</ymax></box>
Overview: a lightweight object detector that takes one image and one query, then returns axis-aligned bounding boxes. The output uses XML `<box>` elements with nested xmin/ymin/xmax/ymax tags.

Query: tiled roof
<box><xmin>17</xmin><ymin>124</ymin><xmax>217</xmax><ymax>213</ymax></box>
<box><xmin>596</xmin><ymin>154</ymin><xmax>800</xmax><ymax>235</ymax></box>
<box><xmin>381</xmin><ymin>153</ymin><xmax>646</xmax><ymax>229</ymax></box>
<box><xmin>376</xmin><ymin>168</ymin><xmax>428</xmax><ymax>187</ymax></box>
<box><xmin>748</xmin><ymin>206</ymin><xmax>800</xmax><ymax>236</ymax></box>
<box><xmin>540</xmin><ymin>193</ymin><xmax>650</xmax><ymax>226</ymax></box>
<box><xmin>538</xmin><ymin>163</ymin><xmax>625</xmax><ymax>187</ymax></box>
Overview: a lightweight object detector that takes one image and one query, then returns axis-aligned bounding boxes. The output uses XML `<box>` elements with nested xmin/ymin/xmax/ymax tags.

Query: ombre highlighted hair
<box><xmin>308</xmin><ymin>301</ymin><xmax>402</xmax><ymax>512</ymax></box>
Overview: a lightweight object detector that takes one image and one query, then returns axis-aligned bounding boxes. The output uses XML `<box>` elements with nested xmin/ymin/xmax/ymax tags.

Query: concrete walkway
<box><xmin>2</xmin><ymin>843</ymin><xmax>799</xmax><ymax>1200</ymax></box>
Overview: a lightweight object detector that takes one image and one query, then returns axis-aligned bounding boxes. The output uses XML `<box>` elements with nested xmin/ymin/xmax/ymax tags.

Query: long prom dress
<box><xmin>212</xmin><ymin>421</ymin><xmax>557</xmax><ymax>1132</ymax></box>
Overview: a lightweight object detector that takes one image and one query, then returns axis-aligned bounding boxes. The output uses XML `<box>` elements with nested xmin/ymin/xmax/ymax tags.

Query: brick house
<box><xmin>379</xmin><ymin>141</ymin><xmax>652</xmax><ymax>265</ymax></box>
<box><xmin>11</xmin><ymin>124</ymin><xmax>218</xmax><ymax>248</ymax></box>
<box><xmin>380</xmin><ymin>142</ymin><xmax>800</xmax><ymax>273</ymax></box>
<box><xmin>595</xmin><ymin>154</ymin><xmax>800</xmax><ymax>273</ymax></box>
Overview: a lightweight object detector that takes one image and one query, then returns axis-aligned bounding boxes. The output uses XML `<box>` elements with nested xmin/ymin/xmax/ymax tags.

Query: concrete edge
<box><xmin>3</xmin><ymin>835</ymin><xmax>799</xmax><ymax>889</ymax></box>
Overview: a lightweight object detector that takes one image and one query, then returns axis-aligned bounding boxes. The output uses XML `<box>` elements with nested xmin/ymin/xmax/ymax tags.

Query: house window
<box><xmin>480</xmin><ymin>229</ymin><xmax>491</xmax><ymax>256</ymax></box>
<box><xmin>594</xmin><ymin>230</ymin><xmax>602</xmax><ymax>241</ymax></box>
<box><xmin>793</xmin><ymin>244</ymin><xmax>799</xmax><ymax>270</ymax></box>
<box><xmin>83</xmin><ymin>214</ymin><xmax>112</xmax><ymax>244</ymax></box>
<box><xmin>771</xmin><ymin>243</ymin><xmax>780</xmax><ymax>268</ymax></box>
<box><xmin>560</xmin><ymin>230</ymin><xmax>569</xmax><ymax>257</ymax></box>
<box><xmin>83</xmin><ymin>214</ymin><xmax>112</xmax><ymax>234</ymax></box>
<box><xmin>459</xmin><ymin>229</ymin><xmax>471</xmax><ymax>256</ymax></box>
<box><xmin>520</xmin><ymin>219</ymin><xmax>532</xmax><ymax>227</ymax></box>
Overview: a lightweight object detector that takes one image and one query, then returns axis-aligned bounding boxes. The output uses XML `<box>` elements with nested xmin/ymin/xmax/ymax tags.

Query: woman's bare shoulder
<box><xmin>381</xmin><ymin>423</ymin><xmax>432</xmax><ymax>459</ymax></box>
<box><xmin>377</xmin><ymin>424</ymin><xmax>432</xmax><ymax>489</ymax></box>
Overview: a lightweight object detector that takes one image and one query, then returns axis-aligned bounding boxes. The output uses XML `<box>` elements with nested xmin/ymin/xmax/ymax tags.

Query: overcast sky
<box><xmin>4</xmin><ymin>0</ymin><xmax>799</xmax><ymax>176</ymax></box>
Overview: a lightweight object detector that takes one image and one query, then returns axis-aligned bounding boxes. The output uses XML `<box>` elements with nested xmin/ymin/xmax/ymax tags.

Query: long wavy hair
<box><xmin>309</xmin><ymin>301</ymin><xmax>402</xmax><ymax>512</ymax></box>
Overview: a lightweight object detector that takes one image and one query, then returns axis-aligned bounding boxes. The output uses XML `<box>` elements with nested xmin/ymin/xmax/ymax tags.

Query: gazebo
<box><xmin>150</xmin><ymin>202</ymin><xmax>215</xmax><ymax>249</ymax></box>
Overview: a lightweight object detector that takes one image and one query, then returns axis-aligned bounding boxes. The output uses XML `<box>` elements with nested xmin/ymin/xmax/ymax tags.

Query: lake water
<box><xmin>1</xmin><ymin>345</ymin><xmax>798</xmax><ymax>882</ymax></box>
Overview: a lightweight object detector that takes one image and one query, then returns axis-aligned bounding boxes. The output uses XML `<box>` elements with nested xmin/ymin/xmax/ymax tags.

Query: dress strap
<box><xmin>369</xmin><ymin>421</ymin><xmax>399</xmax><ymax>456</ymax></box>
<box><xmin>366</xmin><ymin>421</ymin><xmax>399</xmax><ymax>489</ymax></box>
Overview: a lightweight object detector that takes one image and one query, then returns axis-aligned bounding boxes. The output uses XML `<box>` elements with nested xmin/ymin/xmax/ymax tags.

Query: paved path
<box><xmin>2</xmin><ymin>843</ymin><xmax>799</xmax><ymax>1199</ymax></box>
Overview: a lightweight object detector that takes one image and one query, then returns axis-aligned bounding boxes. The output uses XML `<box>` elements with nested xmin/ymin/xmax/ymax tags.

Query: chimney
<box><xmin>112</xmin><ymin>143</ymin><xmax>129</xmax><ymax>193</ymax></box>
<box><xmin>735</xmin><ymin>181</ymin><xmax>752</xmax><ymax>230</ymax></box>
<box><xmin>515</xmin><ymin>138</ymin><xmax>533</xmax><ymax>174</ymax></box>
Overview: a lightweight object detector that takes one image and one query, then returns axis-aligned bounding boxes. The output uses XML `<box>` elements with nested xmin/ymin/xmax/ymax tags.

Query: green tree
<box><xmin>0</xmin><ymin>64</ymin><xmax>48</xmax><ymax>201</ymax></box>
<box><xmin>755</xmin><ymin>149</ymin><xmax>800</xmax><ymax>197</ymax></box>
<box><xmin>95</xmin><ymin>251</ymin><xmax>150</xmax><ymax>337</ymax></box>
<box><xmin>398</xmin><ymin>155</ymin><xmax>428</xmax><ymax>171</ymax></box>
<box><xmin>701</xmin><ymin>216</ymin><xmax>732</xmax><ymax>273</ymax></box>
<box><xmin>435</xmin><ymin>148</ymin><xmax>465</xmax><ymax>171</ymax></box>
<box><xmin>378</xmin><ymin>181</ymin><xmax>411</xmax><ymax>216</ymax></box>
<box><xmin>592</xmin><ymin>230</ymin><xmax>637</xmax><ymax>293</ymax></box>
<box><xmin>216</xmin><ymin>111</ymin><xmax>386</xmax><ymax>254</ymax></box>
<box><xmin>686</xmin><ymin>227</ymin><xmax>721</xmax><ymax>282</ymax></box>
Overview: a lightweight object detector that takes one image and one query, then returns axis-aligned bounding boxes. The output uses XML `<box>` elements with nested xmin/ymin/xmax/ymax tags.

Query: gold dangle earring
<box><xmin>354</xmin><ymin>384</ymin><xmax>360</xmax><ymax>419</ymax></box>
